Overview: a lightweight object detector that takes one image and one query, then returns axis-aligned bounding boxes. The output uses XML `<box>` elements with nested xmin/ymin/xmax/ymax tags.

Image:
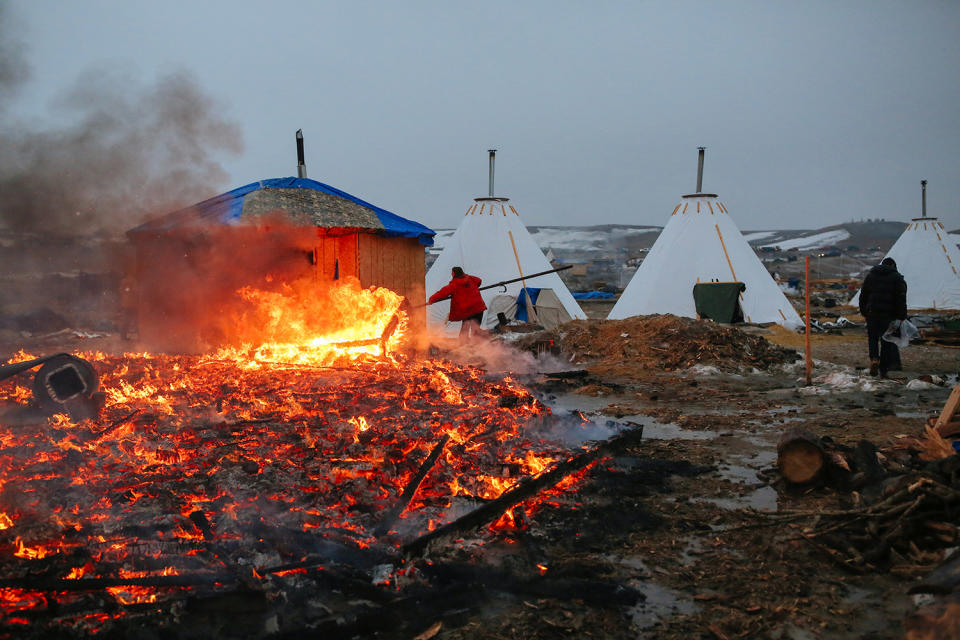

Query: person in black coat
<box><xmin>858</xmin><ymin>257</ymin><xmax>907</xmax><ymax>377</ymax></box>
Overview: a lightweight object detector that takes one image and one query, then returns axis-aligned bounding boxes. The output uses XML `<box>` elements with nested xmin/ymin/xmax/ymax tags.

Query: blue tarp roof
<box><xmin>130</xmin><ymin>177</ymin><xmax>435</xmax><ymax>246</ymax></box>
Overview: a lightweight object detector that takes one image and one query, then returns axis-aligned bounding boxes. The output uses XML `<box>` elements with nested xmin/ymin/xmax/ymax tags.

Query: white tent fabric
<box><xmin>608</xmin><ymin>194</ymin><xmax>802</xmax><ymax>327</ymax></box>
<box><xmin>425</xmin><ymin>197</ymin><xmax>585</xmax><ymax>334</ymax></box>
<box><xmin>849</xmin><ymin>218</ymin><xmax>960</xmax><ymax>310</ymax></box>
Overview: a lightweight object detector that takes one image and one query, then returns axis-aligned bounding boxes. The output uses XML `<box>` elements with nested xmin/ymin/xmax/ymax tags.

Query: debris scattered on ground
<box><xmin>514</xmin><ymin>315</ymin><xmax>800</xmax><ymax>378</ymax></box>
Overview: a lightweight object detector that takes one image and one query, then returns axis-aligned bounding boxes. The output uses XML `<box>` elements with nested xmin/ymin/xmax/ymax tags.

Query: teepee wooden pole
<box><xmin>805</xmin><ymin>256</ymin><xmax>812</xmax><ymax>385</ymax></box>
<box><xmin>508</xmin><ymin>230</ymin><xmax>538</xmax><ymax>323</ymax></box>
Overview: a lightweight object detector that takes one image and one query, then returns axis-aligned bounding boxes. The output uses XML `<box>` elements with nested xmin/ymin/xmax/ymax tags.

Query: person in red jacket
<box><xmin>428</xmin><ymin>267</ymin><xmax>487</xmax><ymax>340</ymax></box>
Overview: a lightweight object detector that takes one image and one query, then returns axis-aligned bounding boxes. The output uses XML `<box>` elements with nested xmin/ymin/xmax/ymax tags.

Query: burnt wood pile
<box><xmin>0</xmin><ymin>352</ymin><xmax>642</xmax><ymax>638</ymax></box>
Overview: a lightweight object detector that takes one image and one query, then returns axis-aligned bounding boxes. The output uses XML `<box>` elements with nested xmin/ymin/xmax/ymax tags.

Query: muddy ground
<box><xmin>1</xmin><ymin>314</ymin><xmax>958</xmax><ymax>639</ymax></box>
<box><xmin>435</xmin><ymin>315</ymin><xmax>960</xmax><ymax>640</ymax></box>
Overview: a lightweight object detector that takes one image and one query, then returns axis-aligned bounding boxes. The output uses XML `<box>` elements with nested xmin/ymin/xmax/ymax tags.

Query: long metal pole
<box><xmin>420</xmin><ymin>265</ymin><xmax>573</xmax><ymax>307</ymax></box>
<box><xmin>805</xmin><ymin>256</ymin><xmax>812</xmax><ymax>386</ymax></box>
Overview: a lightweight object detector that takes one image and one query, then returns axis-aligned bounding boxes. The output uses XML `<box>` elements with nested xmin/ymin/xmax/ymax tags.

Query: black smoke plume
<box><xmin>0</xmin><ymin>67</ymin><xmax>243</xmax><ymax>233</ymax></box>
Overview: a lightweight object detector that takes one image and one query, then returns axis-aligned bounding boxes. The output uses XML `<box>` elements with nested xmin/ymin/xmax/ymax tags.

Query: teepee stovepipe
<box><xmin>608</xmin><ymin>148</ymin><xmax>802</xmax><ymax>327</ymax></box>
<box><xmin>424</xmin><ymin>151</ymin><xmax>586</xmax><ymax>333</ymax></box>
<box><xmin>850</xmin><ymin>180</ymin><xmax>960</xmax><ymax>310</ymax></box>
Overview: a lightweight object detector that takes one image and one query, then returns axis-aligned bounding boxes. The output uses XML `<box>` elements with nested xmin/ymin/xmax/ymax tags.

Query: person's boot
<box><xmin>869</xmin><ymin>359</ymin><xmax>880</xmax><ymax>376</ymax></box>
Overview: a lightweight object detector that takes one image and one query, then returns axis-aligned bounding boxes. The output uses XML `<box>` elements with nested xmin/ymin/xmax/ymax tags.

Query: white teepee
<box><xmin>609</xmin><ymin>150</ymin><xmax>802</xmax><ymax>327</ymax></box>
<box><xmin>425</xmin><ymin>153</ymin><xmax>585</xmax><ymax>333</ymax></box>
<box><xmin>850</xmin><ymin>182</ymin><xmax>960</xmax><ymax>310</ymax></box>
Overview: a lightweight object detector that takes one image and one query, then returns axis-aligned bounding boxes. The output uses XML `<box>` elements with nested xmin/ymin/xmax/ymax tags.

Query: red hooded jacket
<box><xmin>428</xmin><ymin>274</ymin><xmax>487</xmax><ymax>321</ymax></box>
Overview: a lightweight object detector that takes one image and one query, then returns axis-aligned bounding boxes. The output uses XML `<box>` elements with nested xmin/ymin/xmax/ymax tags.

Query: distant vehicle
<box><xmin>817</xmin><ymin>250</ymin><xmax>841</xmax><ymax>258</ymax></box>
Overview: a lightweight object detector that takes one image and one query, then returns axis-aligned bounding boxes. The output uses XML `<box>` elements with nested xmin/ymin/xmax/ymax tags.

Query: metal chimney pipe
<box><xmin>696</xmin><ymin>147</ymin><xmax>705</xmax><ymax>193</ymax></box>
<box><xmin>921</xmin><ymin>179</ymin><xmax>927</xmax><ymax>217</ymax></box>
<box><xmin>488</xmin><ymin>149</ymin><xmax>497</xmax><ymax>197</ymax></box>
<box><xmin>296</xmin><ymin>129</ymin><xmax>307</xmax><ymax>178</ymax></box>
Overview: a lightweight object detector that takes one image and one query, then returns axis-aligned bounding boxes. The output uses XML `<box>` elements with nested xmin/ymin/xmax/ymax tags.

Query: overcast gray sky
<box><xmin>4</xmin><ymin>0</ymin><xmax>959</xmax><ymax>231</ymax></box>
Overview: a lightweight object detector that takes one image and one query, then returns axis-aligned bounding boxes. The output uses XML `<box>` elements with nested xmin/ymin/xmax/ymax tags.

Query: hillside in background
<box><xmin>427</xmin><ymin>220</ymin><xmax>959</xmax><ymax>291</ymax></box>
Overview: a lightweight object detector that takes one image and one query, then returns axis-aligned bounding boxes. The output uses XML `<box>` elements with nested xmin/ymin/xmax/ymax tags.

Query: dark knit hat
<box><xmin>881</xmin><ymin>257</ymin><xmax>897</xmax><ymax>269</ymax></box>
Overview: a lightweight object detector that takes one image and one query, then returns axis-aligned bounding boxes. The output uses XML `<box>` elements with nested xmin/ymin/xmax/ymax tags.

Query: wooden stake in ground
<box><xmin>777</xmin><ymin>426</ymin><xmax>826</xmax><ymax>484</ymax></box>
<box><xmin>934</xmin><ymin>385</ymin><xmax>960</xmax><ymax>437</ymax></box>
<box><xmin>805</xmin><ymin>255</ymin><xmax>812</xmax><ymax>386</ymax></box>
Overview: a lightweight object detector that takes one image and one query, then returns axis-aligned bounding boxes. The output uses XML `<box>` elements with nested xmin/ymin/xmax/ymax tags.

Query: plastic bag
<box><xmin>882</xmin><ymin>319</ymin><xmax>920</xmax><ymax>348</ymax></box>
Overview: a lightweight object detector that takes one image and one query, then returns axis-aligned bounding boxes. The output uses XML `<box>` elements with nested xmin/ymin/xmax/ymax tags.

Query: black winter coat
<box><xmin>858</xmin><ymin>263</ymin><xmax>907</xmax><ymax>319</ymax></box>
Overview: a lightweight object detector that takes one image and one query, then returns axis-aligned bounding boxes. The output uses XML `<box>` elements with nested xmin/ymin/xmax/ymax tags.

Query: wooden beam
<box><xmin>935</xmin><ymin>385</ymin><xmax>960</xmax><ymax>436</ymax></box>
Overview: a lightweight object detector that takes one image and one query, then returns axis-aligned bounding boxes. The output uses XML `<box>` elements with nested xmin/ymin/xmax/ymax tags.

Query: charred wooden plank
<box><xmin>402</xmin><ymin>427</ymin><xmax>641</xmax><ymax>557</ymax></box>
<box><xmin>0</xmin><ymin>573</ymin><xmax>232</xmax><ymax>590</ymax></box>
<box><xmin>374</xmin><ymin>434</ymin><xmax>450</xmax><ymax>537</ymax></box>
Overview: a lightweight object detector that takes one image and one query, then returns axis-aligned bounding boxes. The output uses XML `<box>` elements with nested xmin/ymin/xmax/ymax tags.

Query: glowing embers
<box><xmin>212</xmin><ymin>277</ymin><xmax>408</xmax><ymax>366</ymax></box>
<box><xmin>0</xmin><ymin>350</ymin><xmax>582</xmax><ymax>631</ymax></box>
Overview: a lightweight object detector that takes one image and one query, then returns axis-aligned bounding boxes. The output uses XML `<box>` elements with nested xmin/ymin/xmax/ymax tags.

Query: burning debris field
<box><xmin>2</xmin><ymin>272</ymin><xmax>960</xmax><ymax>639</ymax></box>
<box><xmin>0</xmin><ymin>281</ymin><xmax>645</xmax><ymax>639</ymax></box>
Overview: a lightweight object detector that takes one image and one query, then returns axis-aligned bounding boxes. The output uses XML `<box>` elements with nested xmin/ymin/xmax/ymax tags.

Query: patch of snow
<box><xmin>743</xmin><ymin>231</ymin><xmax>777</xmax><ymax>242</ymax></box>
<box><xmin>688</xmin><ymin>364</ymin><xmax>721</xmax><ymax>376</ymax></box>
<box><xmin>778</xmin><ymin>282</ymin><xmax>800</xmax><ymax>294</ymax></box>
<box><xmin>798</xmin><ymin>370</ymin><xmax>888</xmax><ymax>394</ymax></box>
<box><xmin>905</xmin><ymin>379</ymin><xmax>939</xmax><ymax>390</ymax></box>
<box><xmin>759</xmin><ymin>229</ymin><xmax>851</xmax><ymax>251</ymax></box>
<box><xmin>429</xmin><ymin>226</ymin><xmax>660</xmax><ymax>252</ymax></box>
<box><xmin>529</xmin><ymin>228</ymin><xmax>645</xmax><ymax>250</ymax></box>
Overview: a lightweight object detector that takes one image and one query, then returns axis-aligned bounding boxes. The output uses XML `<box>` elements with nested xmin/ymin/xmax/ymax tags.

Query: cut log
<box><xmin>777</xmin><ymin>427</ymin><xmax>826</xmax><ymax>484</ymax></box>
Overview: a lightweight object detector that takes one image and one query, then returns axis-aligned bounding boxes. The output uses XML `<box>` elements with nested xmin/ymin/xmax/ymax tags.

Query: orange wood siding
<box><xmin>357</xmin><ymin>233</ymin><xmax>426</xmax><ymax>333</ymax></box>
<box><xmin>132</xmin><ymin>228</ymin><xmax>426</xmax><ymax>349</ymax></box>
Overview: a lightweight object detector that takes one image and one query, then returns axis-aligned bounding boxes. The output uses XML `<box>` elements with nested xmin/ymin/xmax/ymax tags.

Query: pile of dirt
<box><xmin>518</xmin><ymin>315</ymin><xmax>800</xmax><ymax>378</ymax></box>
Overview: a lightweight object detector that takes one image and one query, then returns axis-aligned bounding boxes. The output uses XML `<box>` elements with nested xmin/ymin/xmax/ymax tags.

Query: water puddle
<box><xmin>602</xmin><ymin>553</ymin><xmax>701</xmax><ymax>633</ymax></box>
<box><xmin>895</xmin><ymin>410</ymin><xmax>931</xmax><ymax>419</ymax></box>
<box><xmin>696</xmin><ymin>486</ymin><xmax>777</xmax><ymax>511</ymax></box>
<box><xmin>703</xmin><ymin>449</ymin><xmax>780</xmax><ymax>511</ymax></box>
<box><xmin>614</xmin><ymin>414</ymin><xmax>715</xmax><ymax>441</ymax></box>
<box><xmin>541</xmin><ymin>391</ymin><xmax>628</xmax><ymax>413</ymax></box>
<box><xmin>628</xmin><ymin>581</ymin><xmax>700</xmax><ymax>632</ymax></box>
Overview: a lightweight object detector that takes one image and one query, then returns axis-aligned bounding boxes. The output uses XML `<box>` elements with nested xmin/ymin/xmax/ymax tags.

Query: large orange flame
<box><xmin>211</xmin><ymin>276</ymin><xmax>407</xmax><ymax>366</ymax></box>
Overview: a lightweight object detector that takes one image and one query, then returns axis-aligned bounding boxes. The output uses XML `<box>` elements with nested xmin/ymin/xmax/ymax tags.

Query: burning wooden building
<box><xmin>126</xmin><ymin>177</ymin><xmax>435</xmax><ymax>352</ymax></box>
